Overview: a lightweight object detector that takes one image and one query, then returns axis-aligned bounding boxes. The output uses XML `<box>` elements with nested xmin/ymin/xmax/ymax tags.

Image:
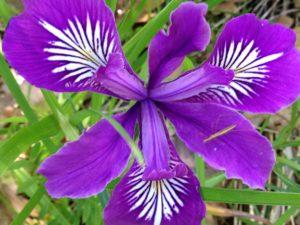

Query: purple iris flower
<box><xmin>3</xmin><ymin>0</ymin><xmax>300</xmax><ymax>224</ymax></box>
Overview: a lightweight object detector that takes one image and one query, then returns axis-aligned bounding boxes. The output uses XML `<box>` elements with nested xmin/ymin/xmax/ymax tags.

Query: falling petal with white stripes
<box><xmin>193</xmin><ymin>14</ymin><xmax>300</xmax><ymax>113</ymax></box>
<box><xmin>104</xmin><ymin>150</ymin><xmax>205</xmax><ymax>225</ymax></box>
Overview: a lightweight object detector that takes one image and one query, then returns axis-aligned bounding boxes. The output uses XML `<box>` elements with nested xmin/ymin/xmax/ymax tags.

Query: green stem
<box><xmin>0</xmin><ymin>54</ymin><xmax>38</xmax><ymax>123</ymax></box>
<box><xmin>11</xmin><ymin>188</ymin><xmax>46</xmax><ymax>225</ymax></box>
<box><xmin>91</xmin><ymin>109</ymin><xmax>144</xmax><ymax>165</ymax></box>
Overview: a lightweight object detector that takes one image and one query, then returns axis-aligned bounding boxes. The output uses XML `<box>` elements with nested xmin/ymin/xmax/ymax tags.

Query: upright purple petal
<box><xmin>193</xmin><ymin>14</ymin><xmax>300</xmax><ymax>113</ymax></box>
<box><xmin>148</xmin><ymin>2</ymin><xmax>210</xmax><ymax>88</ymax></box>
<box><xmin>104</xmin><ymin>142</ymin><xmax>205</xmax><ymax>225</ymax></box>
<box><xmin>149</xmin><ymin>64</ymin><xmax>233</xmax><ymax>102</ymax></box>
<box><xmin>38</xmin><ymin>106</ymin><xmax>138</xmax><ymax>198</ymax></box>
<box><xmin>159</xmin><ymin>102</ymin><xmax>275</xmax><ymax>188</ymax></box>
<box><xmin>141</xmin><ymin>100</ymin><xmax>173</xmax><ymax>180</ymax></box>
<box><xmin>3</xmin><ymin>0</ymin><xmax>134</xmax><ymax>93</ymax></box>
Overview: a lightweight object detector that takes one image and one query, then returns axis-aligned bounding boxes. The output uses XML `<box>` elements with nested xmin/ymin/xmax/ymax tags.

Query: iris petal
<box><xmin>98</xmin><ymin>53</ymin><xmax>147</xmax><ymax>100</ymax></box>
<box><xmin>149</xmin><ymin>64</ymin><xmax>233</xmax><ymax>102</ymax></box>
<box><xmin>104</xmin><ymin>140</ymin><xmax>205</xmax><ymax>225</ymax></box>
<box><xmin>159</xmin><ymin>102</ymin><xmax>275</xmax><ymax>189</ymax></box>
<box><xmin>141</xmin><ymin>100</ymin><xmax>172</xmax><ymax>180</ymax></box>
<box><xmin>192</xmin><ymin>14</ymin><xmax>300</xmax><ymax>113</ymax></box>
<box><xmin>148</xmin><ymin>2</ymin><xmax>211</xmax><ymax>88</ymax></box>
<box><xmin>38</xmin><ymin>106</ymin><xmax>138</xmax><ymax>198</ymax></box>
<box><xmin>3</xmin><ymin>0</ymin><xmax>134</xmax><ymax>93</ymax></box>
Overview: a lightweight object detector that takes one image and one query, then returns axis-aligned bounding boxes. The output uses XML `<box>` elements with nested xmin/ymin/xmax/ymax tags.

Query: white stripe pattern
<box><xmin>201</xmin><ymin>39</ymin><xmax>283</xmax><ymax>105</ymax></box>
<box><xmin>125</xmin><ymin>166</ymin><xmax>188</xmax><ymax>225</ymax></box>
<box><xmin>39</xmin><ymin>14</ymin><xmax>117</xmax><ymax>87</ymax></box>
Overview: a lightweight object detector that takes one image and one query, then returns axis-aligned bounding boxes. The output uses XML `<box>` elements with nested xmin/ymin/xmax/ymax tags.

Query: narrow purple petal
<box><xmin>104</xmin><ymin>143</ymin><xmax>205</xmax><ymax>225</ymax></box>
<box><xmin>3</xmin><ymin>0</ymin><xmax>134</xmax><ymax>93</ymax></box>
<box><xmin>38</xmin><ymin>106</ymin><xmax>138</xmax><ymax>198</ymax></box>
<box><xmin>148</xmin><ymin>2</ymin><xmax>210</xmax><ymax>88</ymax></box>
<box><xmin>159</xmin><ymin>102</ymin><xmax>275</xmax><ymax>189</ymax></box>
<box><xmin>98</xmin><ymin>53</ymin><xmax>147</xmax><ymax>100</ymax></box>
<box><xmin>141</xmin><ymin>100</ymin><xmax>173</xmax><ymax>180</ymax></box>
<box><xmin>149</xmin><ymin>64</ymin><xmax>233</xmax><ymax>102</ymax></box>
<box><xmin>193</xmin><ymin>14</ymin><xmax>300</xmax><ymax>113</ymax></box>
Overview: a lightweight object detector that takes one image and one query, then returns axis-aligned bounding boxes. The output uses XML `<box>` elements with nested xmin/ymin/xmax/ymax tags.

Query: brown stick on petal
<box><xmin>203</xmin><ymin>124</ymin><xmax>236</xmax><ymax>143</ymax></box>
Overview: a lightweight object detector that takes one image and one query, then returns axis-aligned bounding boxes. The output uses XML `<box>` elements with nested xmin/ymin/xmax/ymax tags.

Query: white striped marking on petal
<box><xmin>39</xmin><ymin>14</ymin><xmax>116</xmax><ymax>86</ymax></box>
<box><xmin>203</xmin><ymin>39</ymin><xmax>283</xmax><ymax>105</ymax></box>
<box><xmin>125</xmin><ymin>167</ymin><xmax>188</xmax><ymax>225</ymax></box>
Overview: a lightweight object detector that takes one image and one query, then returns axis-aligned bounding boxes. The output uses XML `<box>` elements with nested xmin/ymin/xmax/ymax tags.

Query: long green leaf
<box><xmin>195</xmin><ymin>155</ymin><xmax>206</xmax><ymax>185</ymax></box>
<box><xmin>205</xmin><ymin>173</ymin><xmax>226</xmax><ymax>187</ymax></box>
<box><xmin>0</xmin><ymin>116</ymin><xmax>59</xmax><ymax>175</ymax></box>
<box><xmin>13</xmin><ymin>169</ymin><xmax>72</xmax><ymax>225</ymax></box>
<box><xmin>205</xmin><ymin>0</ymin><xmax>224</xmax><ymax>9</ymax></box>
<box><xmin>123</xmin><ymin>0</ymin><xmax>185</xmax><ymax>63</ymax></box>
<box><xmin>0</xmin><ymin>53</ymin><xmax>57</xmax><ymax>153</ymax></box>
<box><xmin>123</xmin><ymin>0</ymin><xmax>224</xmax><ymax>64</ymax></box>
<box><xmin>0</xmin><ymin>116</ymin><xmax>28</xmax><ymax>125</ymax></box>
<box><xmin>118</xmin><ymin>0</ymin><xmax>147</xmax><ymax>40</ymax></box>
<box><xmin>0</xmin><ymin>1</ymin><xmax>16</xmax><ymax>26</ymax></box>
<box><xmin>273</xmin><ymin>167</ymin><xmax>300</xmax><ymax>192</ymax></box>
<box><xmin>273</xmin><ymin>207</ymin><xmax>299</xmax><ymax>225</ymax></box>
<box><xmin>11</xmin><ymin>187</ymin><xmax>46</xmax><ymax>225</ymax></box>
<box><xmin>42</xmin><ymin>90</ymin><xmax>79</xmax><ymax>141</ymax></box>
<box><xmin>105</xmin><ymin>0</ymin><xmax>118</xmax><ymax>12</ymax></box>
<box><xmin>91</xmin><ymin>110</ymin><xmax>144</xmax><ymax>164</ymax></box>
<box><xmin>0</xmin><ymin>53</ymin><xmax>38</xmax><ymax>123</ymax></box>
<box><xmin>277</xmin><ymin>157</ymin><xmax>300</xmax><ymax>171</ymax></box>
<box><xmin>202</xmin><ymin>188</ymin><xmax>300</xmax><ymax>206</ymax></box>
